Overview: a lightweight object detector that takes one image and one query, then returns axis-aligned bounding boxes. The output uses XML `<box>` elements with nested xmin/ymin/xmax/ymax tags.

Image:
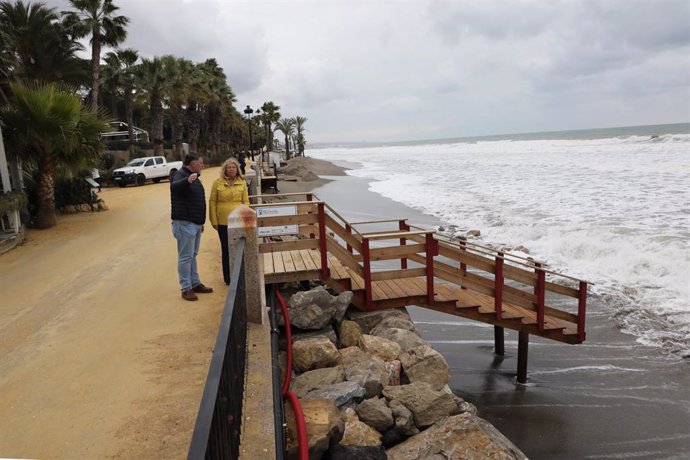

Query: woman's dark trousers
<box><xmin>217</xmin><ymin>225</ymin><xmax>230</xmax><ymax>284</ymax></box>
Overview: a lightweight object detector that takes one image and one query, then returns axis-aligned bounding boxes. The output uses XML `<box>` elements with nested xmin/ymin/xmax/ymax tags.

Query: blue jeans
<box><xmin>172</xmin><ymin>220</ymin><xmax>202</xmax><ymax>291</ymax></box>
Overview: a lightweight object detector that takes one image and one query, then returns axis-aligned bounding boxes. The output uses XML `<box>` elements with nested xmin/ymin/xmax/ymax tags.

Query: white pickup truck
<box><xmin>112</xmin><ymin>156</ymin><xmax>183</xmax><ymax>187</ymax></box>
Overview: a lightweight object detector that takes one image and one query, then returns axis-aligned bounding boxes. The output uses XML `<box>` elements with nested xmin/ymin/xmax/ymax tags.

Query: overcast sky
<box><xmin>43</xmin><ymin>0</ymin><xmax>690</xmax><ymax>143</ymax></box>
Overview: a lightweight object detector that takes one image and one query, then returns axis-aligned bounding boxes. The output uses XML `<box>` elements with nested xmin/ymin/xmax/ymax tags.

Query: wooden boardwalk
<box><xmin>255</xmin><ymin>193</ymin><xmax>589</xmax><ymax>381</ymax></box>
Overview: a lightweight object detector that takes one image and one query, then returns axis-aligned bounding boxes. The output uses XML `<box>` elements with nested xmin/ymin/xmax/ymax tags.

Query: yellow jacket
<box><xmin>209</xmin><ymin>176</ymin><xmax>249</xmax><ymax>228</ymax></box>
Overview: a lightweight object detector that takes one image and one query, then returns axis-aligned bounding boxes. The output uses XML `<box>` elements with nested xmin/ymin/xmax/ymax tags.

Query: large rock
<box><xmin>288</xmin><ymin>286</ymin><xmax>353</xmax><ymax>330</ymax></box>
<box><xmin>293</xmin><ymin>337</ymin><xmax>340</xmax><ymax>372</ymax></box>
<box><xmin>371</xmin><ymin>327</ymin><xmax>427</xmax><ymax>352</ymax></box>
<box><xmin>285</xmin><ymin>398</ymin><xmax>343</xmax><ymax>460</ymax></box>
<box><xmin>383</xmin><ymin>382</ymin><xmax>459</xmax><ymax>428</ymax></box>
<box><xmin>339</xmin><ymin>320</ymin><xmax>363</xmax><ymax>348</ymax></box>
<box><xmin>386</xmin><ymin>360</ymin><xmax>402</xmax><ymax>386</ymax></box>
<box><xmin>343</xmin><ymin>353</ymin><xmax>389</xmax><ymax>399</ymax></box>
<box><xmin>369</xmin><ymin>315</ymin><xmax>416</xmax><ymax>336</ymax></box>
<box><xmin>386</xmin><ymin>413</ymin><xmax>527</xmax><ymax>460</ymax></box>
<box><xmin>356</xmin><ymin>397</ymin><xmax>394</xmax><ymax>432</ymax></box>
<box><xmin>398</xmin><ymin>344</ymin><xmax>450</xmax><ymax>390</ymax></box>
<box><xmin>339</xmin><ymin>346</ymin><xmax>367</xmax><ymax>365</ymax></box>
<box><xmin>348</xmin><ymin>308</ymin><xmax>411</xmax><ymax>334</ymax></box>
<box><xmin>328</xmin><ymin>444</ymin><xmax>387</xmax><ymax>460</ymax></box>
<box><xmin>360</xmin><ymin>334</ymin><xmax>402</xmax><ymax>362</ymax></box>
<box><xmin>290</xmin><ymin>366</ymin><xmax>345</xmax><ymax>398</ymax></box>
<box><xmin>389</xmin><ymin>399</ymin><xmax>418</xmax><ymax>436</ymax></box>
<box><xmin>304</xmin><ymin>381</ymin><xmax>365</xmax><ymax>408</ymax></box>
<box><xmin>292</xmin><ymin>326</ymin><xmax>338</xmax><ymax>346</ymax></box>
<box><xmin>341</xmin><ymin>418</ymin><xmax>383</xmax><ymax>448</ymax></box>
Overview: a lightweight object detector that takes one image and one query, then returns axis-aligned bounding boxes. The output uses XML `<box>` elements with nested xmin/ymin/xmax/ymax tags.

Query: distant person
<box><xmin>170</xmin><ymin>153</ymin><xmax>214</xmax><ymax>301</ymax></box>
<box><xmin>236</xmin><ymin>150</ymin><xmax>246</xmax><ymax>175</ymax></box>
<box><xmin>209</xmin><ymin>158</ymin><xmax>249</xmax><ymax>285</ymax></box>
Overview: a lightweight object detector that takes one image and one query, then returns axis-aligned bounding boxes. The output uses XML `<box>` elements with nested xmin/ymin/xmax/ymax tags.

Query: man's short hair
<box><xmin>183</xmin><ymin>153</ymin><xmax>199</xmax><ymax>165</ymax></box>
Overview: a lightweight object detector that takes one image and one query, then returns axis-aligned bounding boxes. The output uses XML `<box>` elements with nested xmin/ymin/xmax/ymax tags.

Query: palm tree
<box><xmin>137</xmin><ymin>56</ymin><xmax>166</xmax><ymax>155</ymax></box>
<box><xmin>100</xmin><ymin>48</ymin><xmax>138</xmax><ymax>149</ymax></box>
<box><xmin>0</xmin><ymin>82</ymin><xmax>108</xmax><ymax>228</ymax></box>
<box><xmin>161</xmin><ymin>55</ymin><xmax>193</xmax><ymax>158</ymax></box>
<box><xmin>274</xmin><ymin>118</ymin><xmax>295</xmax><ymax>159</ymax></box>
<box><xmin>0</xmin><ymin>0</ymin><xmax>88</xmax><ymax>90</ymax></box>
<box><xmin>62</xmin><ymin>0</ymin><xmax>129</xmax><ymax>110</ymax></box>
<box><xmin>293</xmin><ymin>116</ymin><xmax>307</xmax><ymax>156</ymax></box>
<box><xmin>260</xmin><ymin>101</ymin><xmax>280</xmax><ymax>151</ymax></box>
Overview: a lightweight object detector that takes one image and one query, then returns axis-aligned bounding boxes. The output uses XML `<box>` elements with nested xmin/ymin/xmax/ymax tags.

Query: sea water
<box><xmin>309</xmin><ymin>123</ymin><xmax>690</xmax><ymax>357</ymax></box>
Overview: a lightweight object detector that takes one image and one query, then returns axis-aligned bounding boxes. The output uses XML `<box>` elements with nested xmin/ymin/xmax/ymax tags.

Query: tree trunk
<box><xmin>284</xmin><ymin>134</ymin><xmax>290</xmax><ymax>159</ymax></box>
<box><xmin>35</xmin><ymin>157</ymin><xmax>56</xmax><ymax>229</ymax></box>
<box><xmin>125</xmin><ymin>86</ymin><xmax>134</xmax><ymax>153</ymax></box>
<box><xmin>91</xmin><ymin>31</ymin><xmax>101</xmax><ymax>111</ymax></box>
<box><xmin>151</xmin><ymin>95</ymin><xmax>164</xmax><ymax>155</ymax></box>
<box><xmin>186</xmin><ymin>102</ymin><xmax>201</xmax><ymax>153</ymax></box>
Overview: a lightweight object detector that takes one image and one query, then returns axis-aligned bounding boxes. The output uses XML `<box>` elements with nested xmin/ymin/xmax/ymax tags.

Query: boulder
<box><xmin>347</xmin><ymin>308</ymin><xmax>410</xmax><ymax>334</ymax></box>
<box><xmin>341</xmin><ymin>418</ymin><xmax>382</xmax><ymax>448</ymax></box>
<box><xmin>304</xmin><ymin>381</ymin><xmax>365</xmax><ymax>408</ymax></box>
<box><xmin>333</xmin><ymin>291</ymin><xmax>354</xmax><ymax>323</ymax></box>
<box><xmin>98</xmin><ymin>201</ymin><xmax>109</xmax><ymax>211</ymax></box>
<box><xmin>369</xmin><ymin>315</ymin><xmax>416</xmax><ymax>335</ymax></box>
<box><xmin>339</xmin><ymin>320</ymin><xmax>363</xmax><ymax>348</ymax></box>
<box><xmin>328</xmin><ymin>444</ymin><xmax>387</xmax><ymax>460</ymax></box>
<box><xmin>288</xmin><ymin>286</ymin><xmax>354</xmax><ymax>330</ymax></box>
<box><xmin>292</xmin><ymin>326</ymin><xmax>338</xmax><ymax>347</ymax></box>
<box><xmin>339</xmin><ymin>346</ymin><xmax>367</xmax><ymax>365</ymax></box>
<box><xmin>343</xmin><ymin>353</ymin><xmax>389</xmax><ymax>399</ymax></box>
<box><xmin>386</xmin><ymin>413</ymin><xmax>527</xmax><ymax>460</ymax></box>
<box><xmin>78</xmin><ymin>203</ymin><xmax>92</xmax><ymax>212</ymax></box>
<box><xmin>389</xmin><ymin>399</ymin><xmax>418</xmax><ymax>436</ymax></box>
<box><xmin>398</xmin><ymin>344</ymin><xmax>450</xmax><ymax>390</ymax></box>
<box><xmin>360</xmin><ymin>334</ymin><xmax>401</xmax><ymax>362</ymax></box>
<box><xmin>285</xmin><ymin>398</ymin><xmax>343</xmax><ymax>460</ymax></box>
<box><xmin>383</xmin><ymin>382</ymin><xmax>460</xmax><ymax>428</ymax></box>
<box><xmin>466</xmin><ymin>229</ymin><xmax>481</xmax><ymax>237</ymax></box>
<box><xmin>355</xmin><ymin>397</ymin><xmax>394</xmax><ymax>432</ymax></box>
<box><xmin>293</xmin><ymin>337</ymin><xmax>340</xmax><ymax>373</ymax></box>
<box><xmin>290</xmin><ymin>366</ymin><xmax>345</xmax><ymax>398</ymax></box>
<box><xmin>371</xmin><ymin>327</ymin><xmax>427</xmax><ymax>352</ymax></box>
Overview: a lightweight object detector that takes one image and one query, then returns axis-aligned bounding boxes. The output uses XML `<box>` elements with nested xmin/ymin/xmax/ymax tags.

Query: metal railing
<box><xmin>188</xmin><ymin>238</ymin><xmax>247</xmax><ymax>460</ymax></box>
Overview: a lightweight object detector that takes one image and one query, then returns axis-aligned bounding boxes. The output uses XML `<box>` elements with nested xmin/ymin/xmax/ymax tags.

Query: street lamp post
<box><xmin>244</xmin><ymin>105</ymin><xmax>254</xmax><ymax>161</ymax></box>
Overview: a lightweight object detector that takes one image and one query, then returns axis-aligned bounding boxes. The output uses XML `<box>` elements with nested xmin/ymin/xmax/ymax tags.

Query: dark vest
<box><xmin>170</xmin><ymin>167</ymin><xmax>207</xmax><ymax>225</ymax></box>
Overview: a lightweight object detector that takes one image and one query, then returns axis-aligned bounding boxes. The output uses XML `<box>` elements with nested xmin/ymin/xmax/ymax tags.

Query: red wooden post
<box><xmin>535</xmin><ymin>263</ymin><xmax>546</xmax><ymax>333</ymax></box>
<box><xmin>578</xmin><ymin>281</ymin><xmax>587</xmax><ymax>343</ymax></box>
<box><xmin>425</xmin><ymin>233</ymin><xmax>436</xmax><ymax>306</ymax></box>
<box><xmin>317</xmin><ymin>202</ymin><xmax>329</xmax><ymax>280</ymax></box>
<box><xmin>459</xmin><ymin>240</ymin><xmax>467</xmax><ymax>290</ymax></box>
<box><xmin>346</xmin><ymin>224</ymin><xmax>353</xmax><ymax>254</ymax></box>
<box><xmin>399</xmin><ymin>220</ymin><xmax>409</xmax><ymax>269</ymax></box>
<box><xmin>494</xmin><ymin>253</ymin><xmax>504</xmax><ymax>320</ymax></box>
<box><xmin>362</xmin><ymin>238</ymin><xmax>373</xmax><ymax>310</ymax></box>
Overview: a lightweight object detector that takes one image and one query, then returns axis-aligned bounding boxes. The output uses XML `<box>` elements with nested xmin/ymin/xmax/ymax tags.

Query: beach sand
<box><xmin>303</xmin><ymin>159</ymin><xmax>690</xmax><ymax>459</ymax></box>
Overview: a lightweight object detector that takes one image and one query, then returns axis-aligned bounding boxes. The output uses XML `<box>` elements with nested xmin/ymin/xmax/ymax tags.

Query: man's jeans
<box><xmin>172</xmin><ymin>220</ymin><xmax>202</xmax><ymax>291</ymax></box>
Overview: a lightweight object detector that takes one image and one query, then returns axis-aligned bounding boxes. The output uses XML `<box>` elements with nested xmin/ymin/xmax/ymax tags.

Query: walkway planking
<box><xmin>262</xmin><ymin>248</ymin><xmax>581</xmax><ymax>344</ymax></box>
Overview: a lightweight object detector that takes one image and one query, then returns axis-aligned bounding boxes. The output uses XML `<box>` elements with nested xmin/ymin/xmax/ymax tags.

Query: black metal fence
<box><xmin>188</xmin><ymin>238</ymin><xmax>247</xmax><ymax>460</ymax></box>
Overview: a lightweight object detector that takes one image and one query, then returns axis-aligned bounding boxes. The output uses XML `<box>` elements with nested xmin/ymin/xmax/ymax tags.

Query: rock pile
<box><xmin>281</xmin><ymin>285</ymin><xmax>526</xmax><ymax>459</ymax></box>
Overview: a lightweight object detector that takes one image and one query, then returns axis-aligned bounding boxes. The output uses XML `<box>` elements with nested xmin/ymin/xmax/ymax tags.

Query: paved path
<box><xmin>0</xmin><ymin>169</ymin><xmax>227</xmax><ymax>459</ymax></box>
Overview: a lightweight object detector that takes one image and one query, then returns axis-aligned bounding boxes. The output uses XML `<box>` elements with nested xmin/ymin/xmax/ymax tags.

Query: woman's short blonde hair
<box><xmin>221</xmin><ymin>158</ymin><xmax>244</xmax><ymax>180</ymax></box>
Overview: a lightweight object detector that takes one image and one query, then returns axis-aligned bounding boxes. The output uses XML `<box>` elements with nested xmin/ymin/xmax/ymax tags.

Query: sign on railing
<box><xmin>257</xmin><ymin>205</ymin><xmax>299</xmax><ymax>236</ymax></box>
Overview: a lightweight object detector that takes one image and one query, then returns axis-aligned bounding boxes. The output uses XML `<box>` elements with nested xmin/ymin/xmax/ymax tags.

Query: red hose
<box><xmin>284</xmin><ymin>391</ymin><xmax>309</xmax><ymax>460</ymax></box>
<box><xmin>276</xmin><ymin>291</ymin><xmax>308</xmax><ymax>459</ymax></box>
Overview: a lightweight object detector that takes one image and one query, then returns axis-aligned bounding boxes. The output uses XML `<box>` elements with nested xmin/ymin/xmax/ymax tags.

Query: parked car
<box><xmin>112</xmin><ymin>156</ymin><xmax>183</xmax><ymax>187</ymax></box>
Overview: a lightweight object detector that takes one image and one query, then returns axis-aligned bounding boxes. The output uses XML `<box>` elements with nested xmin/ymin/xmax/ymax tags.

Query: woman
<box><xmin>209</xmin><ymin>158</ymin><xmax>250</xmax><ymax>284</ymax></box>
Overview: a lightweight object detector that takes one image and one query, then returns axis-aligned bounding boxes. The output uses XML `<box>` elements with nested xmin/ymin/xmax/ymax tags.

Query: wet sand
<box><xmin>304</xmin><ymin>162</ymin><xmax>690</xmax><ymax>459</ymax></box>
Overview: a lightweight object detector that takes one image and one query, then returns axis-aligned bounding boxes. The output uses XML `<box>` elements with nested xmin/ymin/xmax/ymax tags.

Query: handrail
<box><xmin>188</xmin><ymin>238</ymin><xmax>247</xmax><ymax>460</ymax></box>
<box><xmin>350</xmin><ymin>218</ymin><xmax>407</xmax><ymax>226</ymax></box>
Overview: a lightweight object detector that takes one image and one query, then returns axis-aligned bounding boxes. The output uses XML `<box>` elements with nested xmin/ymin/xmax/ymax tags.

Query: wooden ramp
<box><xmin>255</xmin><ymin>194</ymin><xmax>590</xmax><ymax>382</ymax></box>
<box><xmin>263</xmin><ymin>249</ymin><xmax>581</xmax><ymax>344</ymax></box>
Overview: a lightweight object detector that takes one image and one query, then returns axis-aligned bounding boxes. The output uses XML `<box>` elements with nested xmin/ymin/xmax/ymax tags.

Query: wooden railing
<box><xmin>252</xmin><ymin>193</ymin><xmax>589</xmax><ymax>343</ymax></box>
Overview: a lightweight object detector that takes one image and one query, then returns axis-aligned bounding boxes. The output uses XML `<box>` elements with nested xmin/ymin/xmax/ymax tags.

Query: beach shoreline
<box><xmin>289</xmin><ymin>155</ymin><xmax>690</xmax><ymax>459</ymax></box>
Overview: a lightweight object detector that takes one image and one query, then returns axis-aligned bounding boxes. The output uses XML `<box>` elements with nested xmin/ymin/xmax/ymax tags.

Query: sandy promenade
<box><xmin>0</xmin><ymin>168</ymin><xmax>229</xmax><ymax>459</ymax></box>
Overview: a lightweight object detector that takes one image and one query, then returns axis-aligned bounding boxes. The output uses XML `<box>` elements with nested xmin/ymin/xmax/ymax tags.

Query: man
<box><xmin>170</xmin><ymin>153</ymin><xmax>213</xmax><ymax>301</ymax></box>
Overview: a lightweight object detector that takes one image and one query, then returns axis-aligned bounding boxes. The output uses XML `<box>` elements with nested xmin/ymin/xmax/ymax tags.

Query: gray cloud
<box><xmin>38</xmin><ymin>0</ymin><xmax>690</xmax><ymax>142</ymax></box>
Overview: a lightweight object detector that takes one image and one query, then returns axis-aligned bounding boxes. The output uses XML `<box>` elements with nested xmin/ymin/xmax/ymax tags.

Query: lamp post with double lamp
<box><xmin>244</xmin><ymin>105</ymin><xmax>254</xmax><ymax>161</ymax></box>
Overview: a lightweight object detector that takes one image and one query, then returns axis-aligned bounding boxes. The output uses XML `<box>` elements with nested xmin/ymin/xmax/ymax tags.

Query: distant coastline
<box><xmin>311</xmin><ymin>121</ymin><xmax>690</xmax><ymax>149</ymax></box>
